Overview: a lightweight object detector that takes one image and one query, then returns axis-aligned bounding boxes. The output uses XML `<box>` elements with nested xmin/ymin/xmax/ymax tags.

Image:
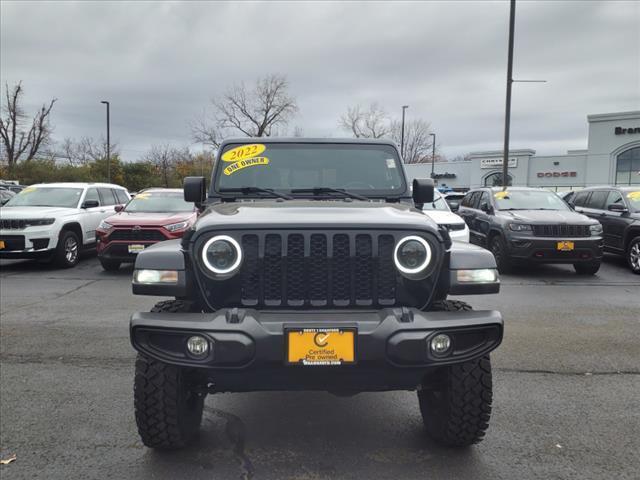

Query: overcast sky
<box><xmin>1</xmin><ymin>0</ymin><xmax>639</xmax><ymax>161</ymax></box>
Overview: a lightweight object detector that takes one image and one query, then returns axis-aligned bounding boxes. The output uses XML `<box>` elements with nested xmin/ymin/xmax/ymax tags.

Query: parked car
<box><xmin>129</xmin><ymin>138</ymin><xmax>503</xmax><ymax>450</ymax></box>
<box><xmin>0</xmin><ymin>182</ymin><xmax>26</xmax><ymax>193</ymax></box>
<box><xmin>458</xmin><ymin>187</ymin><xmax>603</xmax><ymax>274</ymax></box>
<box><xmin>0</xmin><ymin>188</ymin><xmax>16</xmax><ymax>205</ymax></box>
<box><xmin>443</xmin><ymin>192</ymin><xmax>466</xmax><ymax>212</ymax></box>
<box><xmin>0</xmin><ymin>182</ymin><xmax>130</xmax><ymax>267</ymax></box>
<box><xmin>421</xmin><ymin>191</ymin><xmax>470</xmax><ymax>242</ymax></box>
<box><xmin>570</xmin><ymin>186</ymin><xmax>640</xmax><ymax>274</ymax></box>
<box><xmin>96</xmin><ymin>188</ymin><xmax>198</xmax><ymax>271</ymax></box>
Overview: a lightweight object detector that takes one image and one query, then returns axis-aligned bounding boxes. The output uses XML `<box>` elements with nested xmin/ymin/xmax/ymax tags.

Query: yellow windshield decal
<box><xmin>494</xmin><ymin>191</ymin><xmax>509</xmax><ymax>199</ymax></box>
<box><xmin>223</xmin><ymin>157</ymin><xmax>270</xmax><ymax>176</ymax></box>
<box><xmin>627</xmin><ymin>191</ymin><xmax>640</xmax><ymax>200</ymax></box>
<box><xmin>21</xmin><ymin>186</ymin><xmax>37</xmax><ymax>194</ymax></box>
<box><xmin>134</xmin><ymin>193</ymin><xmax>151</xmax><ymax>199</ymax></box>
<box><xmin>221</xmin><ymin>144</ymin><xmax>266</xmax><ymax>163</ymax></box>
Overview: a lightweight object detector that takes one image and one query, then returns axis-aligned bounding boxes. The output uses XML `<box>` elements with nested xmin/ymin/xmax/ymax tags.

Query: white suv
<box><xmin>421</xmin><ymin>191</ymin><xmax>470</xmax><ymax>242</ymax></box>
<box><xmin>0</xmin><ymin>182</ymin><xmax>130</xmax><ymax>268</ymax></box>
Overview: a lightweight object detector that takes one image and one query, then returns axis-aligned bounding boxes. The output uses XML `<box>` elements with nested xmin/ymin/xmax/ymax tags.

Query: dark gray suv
<box><xmin>458</xmin><ymin>187</ymin><xmax>604</xmax><ymax>274</ymax></box>
<box><xmin>570</xmin><ymin>186</ymin><xmax>640</xmax><ymax>274</ymax></box>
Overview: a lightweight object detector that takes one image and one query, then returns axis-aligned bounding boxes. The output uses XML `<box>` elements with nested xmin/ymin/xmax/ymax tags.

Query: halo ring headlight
<box><xmin>201</xmin><ymin>235</ymin><xmax>242</xmax><ymax>276</ymax></box>
<box><xmin>394</xmin><ymin>235</ymin><xmax>432</xmax><ymax>275</ymax></box>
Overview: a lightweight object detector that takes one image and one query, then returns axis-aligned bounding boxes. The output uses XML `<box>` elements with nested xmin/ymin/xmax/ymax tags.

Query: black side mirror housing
<box><xmin>184</xmin><ymin>176</ymin><xmax>206</xmax><ymax>204</ymax></box>
<box><xmin>481</xmin><ymin>203</ymin><xmax>494</xmax><ymax>215</ymax></box>
<box><xmin>607</xmin><ymin>203</ymin><xmax>628</xmax><ymax>213</ymax></box>
<box><xmin>81</xmin><ymin>200</ymin><xmax>99</xmax><ymax>209</ymax></box>
<box><xmin>413</xmin><ymin>178</ymin><xmax>435</xmax><ymax>205</ymax></box>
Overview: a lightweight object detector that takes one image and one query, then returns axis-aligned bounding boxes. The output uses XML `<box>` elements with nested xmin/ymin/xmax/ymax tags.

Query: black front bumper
<box><xmin>506</xmin><ymin>235</ymin><xmax>603</xmax><ymax>264</ymax></box>
<box><xmin>130</xmin><ymin>307</ymin><xmax>503</xmax><ymax>392</ymax></box>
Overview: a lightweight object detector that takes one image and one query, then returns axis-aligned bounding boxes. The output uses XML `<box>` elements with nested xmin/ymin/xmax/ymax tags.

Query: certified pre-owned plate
<box><xmin>557</xmin><ymin>241</ymin><xmax>575</xmax><ymax>251</ymax></box>
<box><xmin>287</xmin><ymin>328</ymin><xmax>356</xmax><ymax>365</ymax></box>
<box><xmin>128</xmin><ymin>244</ymin><xmax>146</xmax><ymax>254</ymax></box>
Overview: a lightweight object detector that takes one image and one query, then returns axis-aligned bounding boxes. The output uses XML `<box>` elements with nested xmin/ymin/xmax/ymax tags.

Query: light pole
<box><xmin>100</xmin><ymin>100</ymin><xmax>110</xmax><ymax>183</ymax></box>
<box><xmin>429</xmin><ymin>132</ymin><xmax>436</xmax><ymax>178</ymax></box>
<box><xmin>400</xmin><ymin>105</ymin><xmax>409</xmax><ymax>158</ymax></box>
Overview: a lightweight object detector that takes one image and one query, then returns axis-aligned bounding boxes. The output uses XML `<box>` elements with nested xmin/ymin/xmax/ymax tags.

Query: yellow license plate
<box><xmin>128</xmin><ymin>244</ymin><xmax>145</xmax><ymax>253</ymax></box>
<box><xmin>287</xmin><ymin>328</ymin><xmax>355</xmax><ymax>365</ymax></box>
<box><xmin>557</xmin><ymin>241</ymin><xmax>575</xmax><ymax>251</ymax></box>
<box><xmin>0</xmin><ymin>240</ymin><xmax>5</xmax><ymax>249</ymax></box>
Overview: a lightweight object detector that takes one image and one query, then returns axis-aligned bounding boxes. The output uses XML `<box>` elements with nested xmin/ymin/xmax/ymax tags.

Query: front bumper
<box><xmin>97</xmin><ymin>240</ymin><xmax>159</xmax><ymax>263</ymax></box>
<box><xmin>505</xmin><ymin>235</ymin><xmax>603</xmax><ymax>263</ymax></box>
<box><xmin>130</xmin><ymin>307</ymin><xmax>503</xmax><ymax>392</ymax></box>
<box><xmin>0</xmin><ymin>228</ymin><xmax>57</xmax><ymax>258</ymax></box>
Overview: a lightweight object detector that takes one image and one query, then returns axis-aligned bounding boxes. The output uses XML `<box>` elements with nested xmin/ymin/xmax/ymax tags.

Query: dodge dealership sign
<box><xmin>537</xmin><ymin>171</ymin><xmax>577</xmax><ymax>178</ymax></box>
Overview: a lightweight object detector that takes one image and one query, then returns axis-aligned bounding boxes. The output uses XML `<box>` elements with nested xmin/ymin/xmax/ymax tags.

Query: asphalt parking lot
<box><xmin>1</xmin><ymin>253</ymin><xmax>639</xmax><ymax>480</ymax></box>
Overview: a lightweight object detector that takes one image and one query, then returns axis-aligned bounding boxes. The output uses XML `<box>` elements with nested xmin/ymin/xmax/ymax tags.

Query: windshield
<box><xmin>3</xmin><ymin>186</ymin><xmax>83</xmax><ymax>208</ymax></box>
<box><xmin>625</xmin><ymin>190</ymin><xmax>640</xmax><ymax>211</ymax></box>
<box><xmin>422</xmin><ymin>194</ymin><xmax>450</xmax><ymax>211</ymax></box>
<box><xmin>125</xmin><ymin>191</ymin><xmax>193</xmax><ymax>213</ymax></box>
<box><xmin>215</xmin><ymin>142</ymin><xmax>405</xmax><ymax>197</ymax></box>
<box><xmin>494</xmin><ymin>190</ymin><xmax>570</xmax><ymax>211</ymax></box>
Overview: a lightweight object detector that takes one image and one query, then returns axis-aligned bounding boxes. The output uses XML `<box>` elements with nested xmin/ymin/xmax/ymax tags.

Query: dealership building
<box><xmin>404</xmin><ymin>110</ymin><xmax>640</xmax><ymax>191</ymax></box>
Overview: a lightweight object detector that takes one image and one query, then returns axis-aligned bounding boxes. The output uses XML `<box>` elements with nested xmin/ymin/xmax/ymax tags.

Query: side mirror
<box><xmin>184</xmin><ymin>176</ymin><xmax>206</xmax><ymax>203</ymax></box>
<box><xmin>481</xmin><ymin>203</ymin><xmax>494</xmax><ymax>214</ymax></box>
<box><xmin>114</xmin><ymin>205</ymin><xmax>124</xmax><ymax>212</ymax></box>
<box><xmin>412</xmin><ymin>178</ymin><xmax>434</xmax><ymax>205</ymax></box>
<box><xmin>81</xmin><ymin>200</ymin><xmax>99</xmax><ymax>209</ymax></box>
<box><xmin>607</xmin><ymin>203</ymin><xmax>628</xmax><ymax>213</ymax></box>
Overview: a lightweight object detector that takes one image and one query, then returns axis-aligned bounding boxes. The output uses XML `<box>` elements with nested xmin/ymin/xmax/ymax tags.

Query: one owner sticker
<box><xmin>223</xmin><ymin>156</ymin><xmax>270</xmax><ymax>176</ymax></box>
<box><xmin>221</xmin><ymin>143</ymin><xmax>266</xmax><ymax>163</ymax></box>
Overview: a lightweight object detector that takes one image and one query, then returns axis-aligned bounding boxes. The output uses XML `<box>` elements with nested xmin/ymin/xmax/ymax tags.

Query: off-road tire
<box><xmin>54</xmin><ymin>230</ymin><xmax>81</xmax><ymax>268</ymax></box>
<box><xmin>430</xmin><ymin>299</ymin><xmax>473</xmax><ymax>312</ymax></box>
<box><xmin>626</xmin><ymin>236</ymin><xmax>640</xmax><ymax>274</ymax></box>
<box><xmin>418</xmin><ymin>355</ymin><xmax>493</xmax><ymax>447</ymax></box>
<box><xmin>134</xmin><ymin>300</ymin><xmax>204</xmax><ymax>449</ymax></box>
<box><xmin>99</xmin><ymin>258</ymin><xmax>121</xmax><ymax>271</ymax></box>
<box><xmin>489</xmin><ymin>235</ymin><xmax>512</xmax><ymax>274</ymax></box>
<box><xmin>573</xmin><ymin>261</ymin><xmax>600</xmax><ymax>275</ymax></box>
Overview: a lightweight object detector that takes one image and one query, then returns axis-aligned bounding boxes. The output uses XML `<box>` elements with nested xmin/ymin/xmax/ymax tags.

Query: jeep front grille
<box><xmin>531</xmin><ymin>224</ymin><xmax>590</xmax><ymax>238</ymax></box>
<box><xmin>236</xmin><ymin>232</ymin><xmax>397</xmax><ymax>307</ymax></box>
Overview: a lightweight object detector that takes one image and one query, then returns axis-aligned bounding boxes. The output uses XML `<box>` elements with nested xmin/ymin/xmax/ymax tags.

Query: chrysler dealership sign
<box><xmin>480</xmin><ymin>158</ymin><xmax>518</xmax><ymax>169</ymax></box>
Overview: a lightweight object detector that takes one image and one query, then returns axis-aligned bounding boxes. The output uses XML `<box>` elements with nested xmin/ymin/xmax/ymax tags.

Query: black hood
<box><xmin>194</xmin><ymin>200</ymin><xmax>439</xmax><ymax>232</ymax></box>
<box><xmin>497</xmin><ymin>209</ymin><xmax>597</xmax><ymax>225</ymax></box>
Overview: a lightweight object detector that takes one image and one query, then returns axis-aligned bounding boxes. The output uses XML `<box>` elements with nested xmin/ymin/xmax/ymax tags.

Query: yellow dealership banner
<box><xmin>223</xmin><ymin>157</ymin><xmax>270</xmax><ymax>176</ymax></box>
<box><xmin>221</xmin><ymin>144</ymin><xmax>266</xmax><ymax>162</ymax></box>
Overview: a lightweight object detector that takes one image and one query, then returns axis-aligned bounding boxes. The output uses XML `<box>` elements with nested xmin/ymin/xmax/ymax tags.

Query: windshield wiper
<box><xmin>290</xmin><ymin>187</ymin><xmax>369</xmax><ymax>201</ymax></box>
<box><xmin>219</xmin><ymin>187</ymin><xmax>292</xmax><ymax>200</ymax></box>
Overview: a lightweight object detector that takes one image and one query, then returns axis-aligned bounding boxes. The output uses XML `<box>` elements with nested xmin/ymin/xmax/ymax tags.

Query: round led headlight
<box><xmin>201</xmin><ymin>235</ymin><xmax>242</xmax><ymax>276</ymax></box>
<box><xmin>394</xmin><ymin>235</ymin><xmax>432</xmax><ymax>276</ymax></box>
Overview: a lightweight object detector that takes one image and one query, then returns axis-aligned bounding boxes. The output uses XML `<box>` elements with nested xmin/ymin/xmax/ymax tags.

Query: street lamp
<box><xmin>400</xmin><ymin>105</ymin><xmax>409</xmax><ymax>158</ymax></box>
<box><xmin>429</xmin><ymin>132</ymin><xmax>436</xmax><ymax>178</ymax></box>
<box><xmin>100</xmin><ymin>101</ymin><xmax>110</xmax><ymax>183</ymax></box>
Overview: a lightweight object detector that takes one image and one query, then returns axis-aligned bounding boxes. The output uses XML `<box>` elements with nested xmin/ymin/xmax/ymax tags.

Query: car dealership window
<box><xmin>615</xmin><ymin>146</ymin><xmax>640</xmax><ymax>185</ymax></box>
<box><xmin>483</xmin><ymin>172</ymin><xmax>513</xmax><ymax>187</ymax></box>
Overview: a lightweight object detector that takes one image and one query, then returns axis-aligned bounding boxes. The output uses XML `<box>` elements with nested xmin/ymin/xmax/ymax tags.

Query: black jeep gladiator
<box><xmin>129</xmin><ymin>138</ymin><xmax>503</xmax><ymax>449</ymax></box>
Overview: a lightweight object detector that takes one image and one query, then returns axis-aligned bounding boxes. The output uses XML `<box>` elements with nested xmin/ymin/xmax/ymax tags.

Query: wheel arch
<box><xmin>623</xmin><ymin>228</ymin><xmax>640</xmax><ymax>250</ymax></box>
<box><xmin>60</xmin><ymin>222</ymin><xmax>84</xmax><ymax>246</ymax></box>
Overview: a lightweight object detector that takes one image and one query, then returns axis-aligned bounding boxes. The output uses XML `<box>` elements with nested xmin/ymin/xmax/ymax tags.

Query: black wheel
<box><xmin>99</xmin><ymin>258</ymin><xmax>121</xmax><ymax>271</ymax></box>
<box><xmin>573</xmin><ymin>261</ymin><xmax>600</xmax><ymax>275</ymax></box>
<box><xmin>134</xmin><ymin>300</ymin><xmax>204</xmax><ymax>450</ymax></box>
<box><xmin>627</xmin><ymin>236</ymin><xmax>640</xmax><ymax>274</ymax></box>
<box><xmin>489</xmin><ymin>235</ymin><xmax>512</xmax><ymax>274</ymax></box>
<box><xmin>54</xmin><ymin>230</ymin><xmax>80</xmax><ymax>268</ymax></box>
<box><xmin>418</xmin><ymin>355</ymin><xmax>493</xmax><ymax>447</ymax></box>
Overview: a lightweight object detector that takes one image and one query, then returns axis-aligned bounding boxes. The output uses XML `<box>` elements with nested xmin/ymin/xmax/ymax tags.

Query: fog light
<box><xmin>186</xmin><ymin>336</ymin><xmax>209</xmax><ymax>356</ymax></box>
<box><xmin>431</xmin><ymin>334</ymin><xmax>451</xmax><ymax>355</ymax></box>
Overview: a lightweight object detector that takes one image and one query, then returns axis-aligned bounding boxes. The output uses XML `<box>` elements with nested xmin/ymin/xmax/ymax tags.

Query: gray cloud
<box><xmin>1</xmin><ymin>0</ymin><xmax>638</xmax><ymax>161</ymax></box>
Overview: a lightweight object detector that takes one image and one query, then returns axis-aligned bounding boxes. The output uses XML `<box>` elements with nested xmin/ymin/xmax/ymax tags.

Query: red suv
<box><xmin>96</xmin><ymin>188</ymin><xmax>197</xmax><ymax>271</ymax></box>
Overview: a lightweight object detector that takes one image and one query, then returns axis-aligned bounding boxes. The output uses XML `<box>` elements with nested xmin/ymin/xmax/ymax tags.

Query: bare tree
<box><xmin>0</xmin><ymin>82</ymin><xmax>56</xmax><ymax>167</ymax></box>
<box><xmin>143</xmin><ymin>144</ymin><xmax>192</xmax><ymax>187</ymax></box>
<box><xmin>57</xmin><ymin>136</ymin><xmax>119</xmax><ymax>166</ymax></box>
<box><xmin>190</xmin><ymin>109</ymin><xmax>221</xmax><ymax>148</ymax></box>
<box><xmin>390</xmin><ymin>119</ymin><xmax>434</xmax><ymax>164</ymax></box>
<box><xmin>339</xmin><ymin>103</ymin><xmax>390</xmax><ymax>138</ymax></box>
